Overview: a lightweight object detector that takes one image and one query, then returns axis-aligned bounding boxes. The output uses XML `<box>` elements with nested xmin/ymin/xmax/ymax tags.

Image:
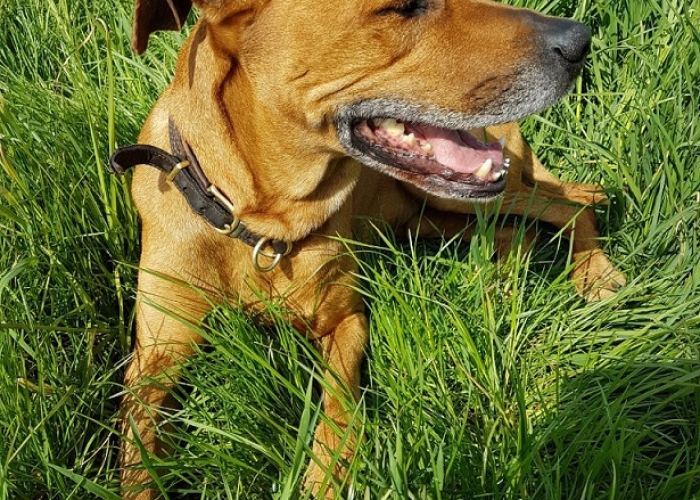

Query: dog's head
<box><xmin>133</xmin><ymin>0</ymin><xmax>590</xmax><ymax>202</ymax></box>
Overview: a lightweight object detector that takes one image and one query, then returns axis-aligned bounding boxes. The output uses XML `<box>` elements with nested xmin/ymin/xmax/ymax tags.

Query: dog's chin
<box><xmin>336</xmin><ymin>102</ymin><xmax>513</xmax><ymax>202</ymax></box>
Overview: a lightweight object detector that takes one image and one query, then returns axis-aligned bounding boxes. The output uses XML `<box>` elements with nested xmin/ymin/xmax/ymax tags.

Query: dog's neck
<box><xmin>156</xmin><ymin>22</ymin><xmax>361</xmax><ymax>242</ymax></box>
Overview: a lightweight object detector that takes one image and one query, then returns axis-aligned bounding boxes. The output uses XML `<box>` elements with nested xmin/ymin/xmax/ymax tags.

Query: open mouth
<box><xmin>345</xmin><ymin>116</ymin><xmax>511</xmax><ymax>200</ymax></box>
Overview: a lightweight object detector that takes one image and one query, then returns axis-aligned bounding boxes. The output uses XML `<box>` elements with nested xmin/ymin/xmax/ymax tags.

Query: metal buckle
<box><xmin>206</xmin><ymin>184</ymin><xmax>244</xmax><ymax>237</ymax></box>
<box><xmin>165</xmin><ymin>160</ymin><xmax>190</xmax><ymax>183</ymax></box>
<box><xmin>252</xmin><ymin>237</ymin><xmax>292</xmax><ymax>273</ymax></box>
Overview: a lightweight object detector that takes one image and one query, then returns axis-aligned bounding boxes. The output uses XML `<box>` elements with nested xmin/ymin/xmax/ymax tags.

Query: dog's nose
<box><xmin>525</xmin><ymin>14</ymin><xmax>592</xmax><ymax>67</ymax></box>
<box><xmin>543</xmin><ymin>19</ymin><xmax>592</xmax><ymax>64</ymax></box>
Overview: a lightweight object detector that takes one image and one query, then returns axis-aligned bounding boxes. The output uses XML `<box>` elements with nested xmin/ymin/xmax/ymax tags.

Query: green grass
<box><xmin>1</xmin><ymin>0</ymin><xmax>699</xmax><ymax>498</ymax></box>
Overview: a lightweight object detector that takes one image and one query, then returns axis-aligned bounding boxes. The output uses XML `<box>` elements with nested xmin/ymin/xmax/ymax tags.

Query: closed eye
<box><xmin>377</xmin><ymin>0</ymin><xmax>430</xmax><ymax>18</ymax></box>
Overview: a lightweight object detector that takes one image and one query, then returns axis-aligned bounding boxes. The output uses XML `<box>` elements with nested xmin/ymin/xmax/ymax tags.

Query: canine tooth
<box><xmin>474</xmin><ymin>158</ymin><xmax>493</xmax><ymax>179</ymax></box>
<box><xmin>402</xmin><ymin>133</ymin><xmax>417</xmax><ymax>146</ymax></box>
<box><xmin>380</xmin><ymin>118</ymin><xmax>405</xmax><ymax>137</ymax></box>
<box><xmin>498</xmin><ymin>136</ymin><xmax>507</xmax><ymax>149</ymax></box>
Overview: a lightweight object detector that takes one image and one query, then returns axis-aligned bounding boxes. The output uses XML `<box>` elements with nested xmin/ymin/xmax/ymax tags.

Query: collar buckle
<box><xmin>165</xmin><ymin>160</ymin><xmax>190</xmax><ymax>183</ymax></box>
<box><xmin>206</xmin><ymin>184</ymin><xmax>245</xmax><ymax>238</ymax></box>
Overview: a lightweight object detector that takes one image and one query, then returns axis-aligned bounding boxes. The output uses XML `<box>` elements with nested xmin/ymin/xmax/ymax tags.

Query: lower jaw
<box><xmin>352</xmin><ymin>147</ymin><xmax>507</xmax><ymax>201</ymax></box>
<box><xmin>347</xmin><ymin>136</ymin><xmax>507</xmax><ymax>201</ymax></box>
<box><xmin>397</xmin><ymin>168</ymin><xmax>506</xmax><ymax>201</ymax></box>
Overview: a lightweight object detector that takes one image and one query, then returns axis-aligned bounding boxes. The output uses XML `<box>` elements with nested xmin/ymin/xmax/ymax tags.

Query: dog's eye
<box><xmin>377</xmin><ymin>0</ymin><xmax>429</xmax><ymax>18</ymax></box>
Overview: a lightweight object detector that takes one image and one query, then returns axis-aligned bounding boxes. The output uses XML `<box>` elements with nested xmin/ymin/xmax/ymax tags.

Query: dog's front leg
<box><xmin>304</xmin><ymin>312</ymin><xmax>369</xmax><ymax>499</ymax></box>
<box><xmin>407</xmin><ymin>197</ymin><xmax>624</xmax><ymax>301</ymax></box>
<box><xmin>120</xmin><ymin>271</ymin><xmax>210</xmax><ymax>500</ymax></box>
<box><xmin>486</xmin><ymin>123</ymin><xmax>626</xmax><ymax>300</ymax></box>
<box><xmin>496</xmin><ymin>187</ymin><xmax>625</xmax><ymax>301</ymax></box>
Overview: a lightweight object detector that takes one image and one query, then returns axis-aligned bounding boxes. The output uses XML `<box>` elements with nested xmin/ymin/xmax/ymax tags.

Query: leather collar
<box><xmin>108</xmin><ymin>118</ymin><xmax>291</xmax><ymax>272</ymax></box>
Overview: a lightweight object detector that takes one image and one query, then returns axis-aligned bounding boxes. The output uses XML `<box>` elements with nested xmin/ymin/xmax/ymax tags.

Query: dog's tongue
<box><xmin>410</xmin><ymin>123</ymin><xmax>504</xmax><ymax>174</ymax></box>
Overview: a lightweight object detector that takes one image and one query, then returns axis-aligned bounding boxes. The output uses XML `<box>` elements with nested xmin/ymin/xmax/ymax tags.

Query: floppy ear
<box><xmin>132</xmin><ymin>0</ymin><xmax>193</xmax><ymax>54</ymax></box>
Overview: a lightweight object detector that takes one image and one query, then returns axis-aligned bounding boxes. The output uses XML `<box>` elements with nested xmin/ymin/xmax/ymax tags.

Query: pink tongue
<box><xmin>411</xmin><ymin>123</ymin><xmax>503</xmax><ymax>174</ymax></box>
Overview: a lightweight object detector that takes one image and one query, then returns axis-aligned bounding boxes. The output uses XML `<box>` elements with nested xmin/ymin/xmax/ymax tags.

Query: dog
<box><xmin>111</xmin><ymin>0</ymin><xmax>626</xmax><ymax>498</ymax></box>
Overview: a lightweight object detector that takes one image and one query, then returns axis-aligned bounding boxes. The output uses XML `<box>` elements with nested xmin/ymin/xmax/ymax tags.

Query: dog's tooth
<box><xmin>498</xmin><ymin>136</ymin><xmax>507</xmax><ymax>149</ymax></box>
<box><xmin>402</xmin><ymin>133</ymin><xmax>417</xmax><ymax>146</ymax></box>
<box><xmin>421</xmin><ymin>142</ymin><xmax>433</xmax><ymax>153</ymax></box>
<box><xmin>380</xmin><ymin>118</ymin><xmax>405</xmax><ymax>137</ymax></box>
<box><xmin>474</xmin><ymin>158</ymin><xmax>493</xmax><ymax>179</ymax></box>
<box><xmin>503</xmin><ymin>157</ymin><xmax>511</xmax><ymax>170</ymax></box>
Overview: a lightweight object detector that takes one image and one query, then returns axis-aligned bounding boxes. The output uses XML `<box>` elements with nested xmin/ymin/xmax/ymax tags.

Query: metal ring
<box><xmin>206</xmin><ymin>184</ymin><xmax>235</xmax><ymax>214</ymax></box>
<box><xmin>214</xmin><ymin>217</ymin><xmax>243</xmax><ymax>237</ymax></box>
<box><xmin>252</xmin><ymin>237</ymin><xmax>283</xmax><ymax>273</ymax></box>
<box><xmin>165</xmin><ymin>160</ymin><xmax>190</xmax><ymax>183</ymax></box>
<box><xmin>280</xmin><ymin>240</ymin><xmax>293</xmax><ymax>256</ymax></box>
<box><xmin>257</xmin><ymin>240</ymin><xmax>292</xmax><ymax>258</ymax></box>
<box><xmin>206</xmin><ymin>184</ymin><xmax>244</xmax><ymax>237</ymax></box>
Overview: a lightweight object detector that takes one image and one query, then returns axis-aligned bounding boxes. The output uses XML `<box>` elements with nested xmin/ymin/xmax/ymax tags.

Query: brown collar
<box><xmin>108</xmin><ymin>118</ymin><xmax>291</xmax><ymax>272</ymax></box>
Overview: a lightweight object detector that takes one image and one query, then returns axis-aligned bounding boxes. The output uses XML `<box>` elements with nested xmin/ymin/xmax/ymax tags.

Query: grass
<box><xmin>0</xmin><ymin>0</ymin><xmax>699</xmax><ymax>498</ymax></box>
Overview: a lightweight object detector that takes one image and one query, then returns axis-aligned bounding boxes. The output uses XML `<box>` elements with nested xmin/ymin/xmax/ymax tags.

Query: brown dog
<box><xmin>114</xmin><ymin>0</ymin><xmax>625</xmax><ymax>498</ymax></box>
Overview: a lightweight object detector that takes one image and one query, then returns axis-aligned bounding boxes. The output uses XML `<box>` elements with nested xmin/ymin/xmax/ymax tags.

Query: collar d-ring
<box><xmin>252</xmin><ymin>237</ymin><xmax>293</xmax><ymax>273</ymax></box>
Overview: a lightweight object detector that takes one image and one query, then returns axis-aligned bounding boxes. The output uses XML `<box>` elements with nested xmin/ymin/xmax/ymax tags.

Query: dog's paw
<box><xmin>571</xmin><ymin>249</ymin><xmax>626</xmax><ymax>302</ymax></box>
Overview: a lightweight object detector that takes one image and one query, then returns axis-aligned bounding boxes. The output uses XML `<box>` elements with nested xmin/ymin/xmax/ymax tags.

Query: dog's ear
<box><xmin>132</xmin><ymin>0</ymin><xmax>193</xmax><ymax>54</ymax></box>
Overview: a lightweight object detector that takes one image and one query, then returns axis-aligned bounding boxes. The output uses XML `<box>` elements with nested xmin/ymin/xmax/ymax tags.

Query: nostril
<box><xmin>522</xmin><ymin>12</ymin><xmax>593</xmax><ymax>71</ymax></box>
<box><xmin>556</xmin><ymin>39</ymin><xmax>590</xmax><ymax>63</ymax></box>
<box><xmin>554</xmin><ymin>38</ymin><xmax>590</xmax><ymax>64</ymax></box>
<box><xmin>552</xmin><ymin>23</ymin><xmax>592</xmax><ymax>64</ymax></box>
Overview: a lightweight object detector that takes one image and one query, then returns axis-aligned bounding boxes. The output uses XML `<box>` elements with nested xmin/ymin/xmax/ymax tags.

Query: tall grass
<box><xmin>1</xmin><ymin>0</ymin><xmax>699</xmax><ymax>498</ymax></box>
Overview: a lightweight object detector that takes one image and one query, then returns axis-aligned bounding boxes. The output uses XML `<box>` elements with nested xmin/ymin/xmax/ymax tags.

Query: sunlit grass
<box><xmin>0</xmin><ymin>0</ymin><xmax>698</xmax><ymax>498</ymax></box>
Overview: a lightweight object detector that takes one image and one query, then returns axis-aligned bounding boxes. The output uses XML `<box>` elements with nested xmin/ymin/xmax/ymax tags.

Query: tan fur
<box><xmin>119</xmin><ymin>1</ymin><xmax>625</xmax><ymax>498</ymax></box>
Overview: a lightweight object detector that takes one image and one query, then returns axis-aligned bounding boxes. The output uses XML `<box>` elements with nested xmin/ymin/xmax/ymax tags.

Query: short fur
<box><xmin>119</xmin><ymin>1</ymin><xmax>625</xmax><ymax>498</ymax></box>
